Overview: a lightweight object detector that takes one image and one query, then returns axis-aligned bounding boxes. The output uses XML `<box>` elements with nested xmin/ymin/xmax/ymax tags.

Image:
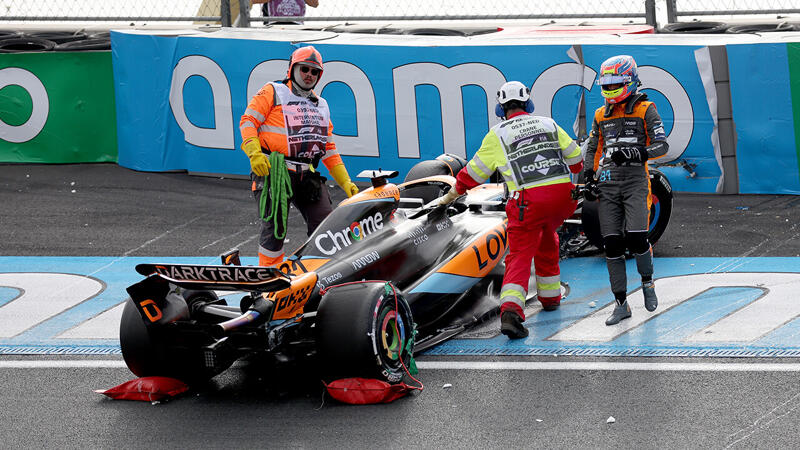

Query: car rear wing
<box><xmin>135</xmin><ymin>263</ymin><xmax>291</xmax><ymax>292</ymax></box>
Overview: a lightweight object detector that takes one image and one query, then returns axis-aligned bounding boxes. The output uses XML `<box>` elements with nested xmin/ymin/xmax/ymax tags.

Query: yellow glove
<box><xmin>241</xmin><ymin>137</ymin><xmax>270</xmax><ymax>176</ymax></box>
<box><xmin>437</xmin><ymin>188</ymin><xmax>460</xmax><ymax>205</ymax></box>
<box><xmin>345</xmin><ymin>182</ymin><xmax>359</xmax><ymax>197</ymax></box>
<box><xmin>330</xmin><ymin>164</ymin><xmax>359</xmax><ymax>198</ymax></box>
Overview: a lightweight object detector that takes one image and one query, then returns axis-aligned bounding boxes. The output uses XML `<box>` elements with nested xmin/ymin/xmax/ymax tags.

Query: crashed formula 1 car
<box><xmin>120</xmin><ymin>155</ymin><xmax>672</xmax><ymax>384</ymax></box>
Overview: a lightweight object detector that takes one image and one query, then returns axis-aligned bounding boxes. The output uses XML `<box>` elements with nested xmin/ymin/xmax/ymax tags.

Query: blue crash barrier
<box><xmin>109</xmin><ymin>29</ymin><xmax>800</xmax><ymax>194</ymax></box>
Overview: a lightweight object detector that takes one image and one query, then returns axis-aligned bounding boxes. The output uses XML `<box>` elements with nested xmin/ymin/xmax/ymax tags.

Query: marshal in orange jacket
<box><xmin>239</xmin><ymin>79</ymin><xmax>343</xmax><ymax>170</ymax></box>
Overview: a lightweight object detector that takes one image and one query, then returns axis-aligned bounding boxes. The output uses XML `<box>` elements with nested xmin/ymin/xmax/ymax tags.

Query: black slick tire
<box><xmin>316</xmin><ymin>282</ymin><xmax>415</xmax><ymax>383</ymax></box>
<box><xmin>119</xmin><ymin>296</ymin><xmax>217</xmax><ymax>384</ymax></box>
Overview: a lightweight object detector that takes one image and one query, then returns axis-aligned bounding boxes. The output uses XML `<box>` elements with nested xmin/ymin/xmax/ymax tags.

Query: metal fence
<box><xmin>667</xmin><ymin>0</ymin><xmax>800</xmax><ymax>22</ymax></box>
<box><xmin>297</xmin><ymin>0</ymin><xmax>653</xmax><ymax>22</ymax></box>
<box><xmin>1</xmin><ymin>0</ymin><xmax>798</xmax><ymax>27</ymax></box>
<box><xmin>1</xmin><ymin>0</ymin><xmax>223</xmax><ymax>22</ymax></box>
<box><xmin>0</xmin><ymin>0</ymin><xmax>656</xmax><ymax>25</ymax></box>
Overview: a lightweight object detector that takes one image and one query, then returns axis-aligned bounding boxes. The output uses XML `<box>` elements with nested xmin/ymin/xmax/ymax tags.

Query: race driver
<box><xmin>438</xmin><ymin>81</ymin><xmax>583</xmax><ymax>339</ymax></box>
<box><xmin>583</xmin><ymin>55</ymin><xmax>668</xmax><ymax>325</ymax></box>
<box><xmin>239</xmin><ymin>45</ymin><xmax>359</xmax><ymax>267</ymax></box>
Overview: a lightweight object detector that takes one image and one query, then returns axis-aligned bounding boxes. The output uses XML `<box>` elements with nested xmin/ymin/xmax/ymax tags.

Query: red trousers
<box><xmin>500</xmin><ymin>182</ymin><xmax>577</xmax><ymax>316</ymax></box>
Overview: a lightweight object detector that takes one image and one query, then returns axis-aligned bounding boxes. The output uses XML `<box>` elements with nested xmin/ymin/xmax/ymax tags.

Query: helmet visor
<box><xmin>597</xmin><ymin>74</ymin><xmax>632</xmax><ymax>86</ymax></box>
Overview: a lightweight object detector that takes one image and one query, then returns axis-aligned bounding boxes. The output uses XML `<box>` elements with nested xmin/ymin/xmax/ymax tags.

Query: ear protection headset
<box><xmin>494</xmin><ymin>99</ymin><xmax>534</xmax><ymax>118</ymax></box>
<box><xmin>495</xmin><ymin>81</ymin><xmax>534</xmax><ymax>118</ymax></box>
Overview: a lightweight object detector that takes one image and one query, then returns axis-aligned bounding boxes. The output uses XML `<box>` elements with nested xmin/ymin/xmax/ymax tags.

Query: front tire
<box><xmin>316</xmin><ymin>282</ymin><xmax>415</xmax><ymax>383</ymax></box>
<box><xmin>404</xmin><ymin>159</ymin><xmax>452</xmax><ymax>182</ymax></box>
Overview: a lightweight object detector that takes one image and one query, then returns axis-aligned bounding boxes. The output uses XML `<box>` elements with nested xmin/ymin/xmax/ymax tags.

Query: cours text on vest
<box><xmin>494</xmin><ymin>115</ymin><xmax>570</xmax><ymax>190</ymax></box>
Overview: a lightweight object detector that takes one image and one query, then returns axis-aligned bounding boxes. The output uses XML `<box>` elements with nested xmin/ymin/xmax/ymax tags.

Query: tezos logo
<box><xmin>315</xmin><ymin>212</ymin><xmax>384</xmax><ymax>256</ymax></box>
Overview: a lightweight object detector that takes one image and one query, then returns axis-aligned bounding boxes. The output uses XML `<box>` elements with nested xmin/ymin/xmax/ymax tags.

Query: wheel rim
<box><xmin>377</xmin><ymin>302</ymin><xmax>408</xmax><ymax>366</ymax></box>
<box><xmin>648</xmin><ymin>194</ymin><xmax>661</xmax><ymax>233</ymax></box>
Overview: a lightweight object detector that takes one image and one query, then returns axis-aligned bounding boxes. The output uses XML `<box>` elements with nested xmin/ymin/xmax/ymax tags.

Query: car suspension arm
<box><xmin>212</xmin><ymin>296</ymin><xmax>274</xmax><ymax>336</ymax></box>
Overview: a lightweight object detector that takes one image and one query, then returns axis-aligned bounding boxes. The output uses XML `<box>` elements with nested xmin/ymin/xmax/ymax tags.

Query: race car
<box><xmin>120</xmin><ymin>155</ymin><xmax>672</xmax><ymax>384</ymax></box>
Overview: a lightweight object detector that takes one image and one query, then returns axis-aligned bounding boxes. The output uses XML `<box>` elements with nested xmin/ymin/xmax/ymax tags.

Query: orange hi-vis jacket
<box><xmin>239</xmin><ymin>80</ymin><xmax>343</xmax><ymax>170</ymax></box>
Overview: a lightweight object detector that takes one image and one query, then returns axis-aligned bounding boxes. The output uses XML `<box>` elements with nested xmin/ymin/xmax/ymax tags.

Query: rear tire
<box><xmin>119</xmin><ymin>294</ymin><xmax>218</xmax><ymax>384</ymax></box>
<box><xmin>646</xmin><ymin>169</ymin><xmax>673</xmax><ymax>245</ymax></box>
<box><xmin>581</xmin><ymin>168</ymin><xmax>673</xmax><ymax>250</ymax></box>
<box><xmin>120</xmin><ymin>298</ymin><xmax>173</xmax><ymax>377</ymax></box>
<box><xmin>316</xmin><ymin>282</ymin><xmax>415</xmax><ymax>383</ymax></box>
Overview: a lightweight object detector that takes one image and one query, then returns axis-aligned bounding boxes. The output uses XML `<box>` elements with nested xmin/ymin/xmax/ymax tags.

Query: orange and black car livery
<box><xmin>122</xmin><ymin>169</ymin><xmax>516</xmax><ymax>384</ymax></box>
<box><xmin>260</xmin><ymin>173</ymin><xmax>510</xmax><ymax>334</ymax></box>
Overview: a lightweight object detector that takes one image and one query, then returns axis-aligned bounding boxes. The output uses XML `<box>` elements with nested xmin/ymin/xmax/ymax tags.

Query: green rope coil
<box><xmin>259</xmin><ymin>152</ymin><xmax>293</xmax><ymax>240</ymax></box>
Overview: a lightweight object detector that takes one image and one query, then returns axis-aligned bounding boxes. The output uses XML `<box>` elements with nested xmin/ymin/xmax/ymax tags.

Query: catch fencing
<box><xmin>2</xmin><ymin>1</ymin><xmax>800</xmax><ymax>27</ymax></box>
<box><xmin>666</xmin><ymin>0</ymin><xmax>800</xmax><ymax>22</ymax></box>
<box><xmin>0</xmin><ymin>1</ymin><xmax>222</xmax><ymax>23</ymax></box>
<box><xmin>1</xmin><ymin>0</ymin><xmax>656</xmax><ymax>26</ymax></box>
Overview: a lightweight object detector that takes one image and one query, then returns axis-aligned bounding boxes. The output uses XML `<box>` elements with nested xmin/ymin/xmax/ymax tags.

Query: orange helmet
<box><xmin>287</xmin><ymin>45</ymin><xmax>323</xmax><ymax>79</ymax></box>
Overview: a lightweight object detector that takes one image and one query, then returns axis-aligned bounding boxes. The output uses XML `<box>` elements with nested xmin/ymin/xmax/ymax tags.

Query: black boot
<box><xmin>500</xmin><ymin>311</ymin><xmax>529</xmax><ymax>339</ymax></box>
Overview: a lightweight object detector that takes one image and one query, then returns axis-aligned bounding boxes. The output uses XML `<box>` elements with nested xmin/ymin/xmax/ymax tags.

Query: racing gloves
<box><xmin>437</xmin><ymin>188</ymin><xmax>460</xmax><ymax>205</ymax></box>
<box><xmin>609</xmin><ymin>146</ymin><xmax>648</xmax><ymax>166</ymax></box>
<box><xmin>330</xmin><ymin>163</ymin><xmax>359</xmax><ymax>197</ymax></box>
<box><xmin>242</xmin><ymin>137</ymin><xmax>270</xmax><ymax>176</ymax></box>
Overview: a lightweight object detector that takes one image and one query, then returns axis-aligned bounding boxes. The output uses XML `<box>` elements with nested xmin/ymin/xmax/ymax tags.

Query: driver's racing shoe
<box><xmin>500</xmin><ymin>311</ymin><xmax>529</xmax><ymax>339</ymax></box>
<box><xmin>605</xmin><ymin>301</ymin><xmax>632</xmax><ymax>326</ymax></box>
<box><xmin>642</xmin><ymin>281</ymin><xmax>658</xmax><ymax>312</ymax></box>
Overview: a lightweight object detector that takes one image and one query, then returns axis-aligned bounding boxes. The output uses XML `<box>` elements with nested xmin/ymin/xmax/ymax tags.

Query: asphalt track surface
<box><xmin>3</xmin><ymin>163</ymin><xmax>800</xmax><ymax>448</ymax></box>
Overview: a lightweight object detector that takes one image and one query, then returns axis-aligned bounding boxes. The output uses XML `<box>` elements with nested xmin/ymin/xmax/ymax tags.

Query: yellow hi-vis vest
<box><xmin>464</xmin><ymin>114</ymin><xmax>582</xmax><ymax>192</ymax></box>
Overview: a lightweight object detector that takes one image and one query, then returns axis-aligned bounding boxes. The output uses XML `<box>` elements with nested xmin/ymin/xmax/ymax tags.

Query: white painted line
<box><xmin>0</xmin><ymin>360</ymin><xmax>127</xmax><ymax>368</ymax></box>
<box><xmin>686</xmin><ymin>273</ymin><xmax>800</xmax><ymax>342</ymax></box>
<box><xmin>58</xmin><ymin>303</ymin><xmax>125</xmax><ymax>339</ymax></box>
<box><xmin>550</xmin><ymin>273</ymin><xmax>800</xmax><ymax>342</ymax></box>
<box><xmin>3</xmin><ymin>360</ymin><xmax>800</xmax><ymax>372</ymax></box>
<box><xmin>199</xmin><ymin>228</ymin><xmax>250</xmax><ymax>251</ymax></box>
<box><xmin>0</xmin><ymin>273</ymin><xmax>104</xmax><ymax>338</ymax></box>
<box><xmin>76</xmin><ymin>216</ymin><xmax>208</xmax><ymax>280</ymax></box>
<box><xmin>416</xmin><ymin>361</ymin><xmax>800</xmax><ymax>372</ymax></box>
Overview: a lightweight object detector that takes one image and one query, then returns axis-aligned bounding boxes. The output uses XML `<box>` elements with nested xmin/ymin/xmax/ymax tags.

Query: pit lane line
<box><xmin>4</xmin><ymin>360</ymin><xmax>800</xmax><ymax>372</ymax></box>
